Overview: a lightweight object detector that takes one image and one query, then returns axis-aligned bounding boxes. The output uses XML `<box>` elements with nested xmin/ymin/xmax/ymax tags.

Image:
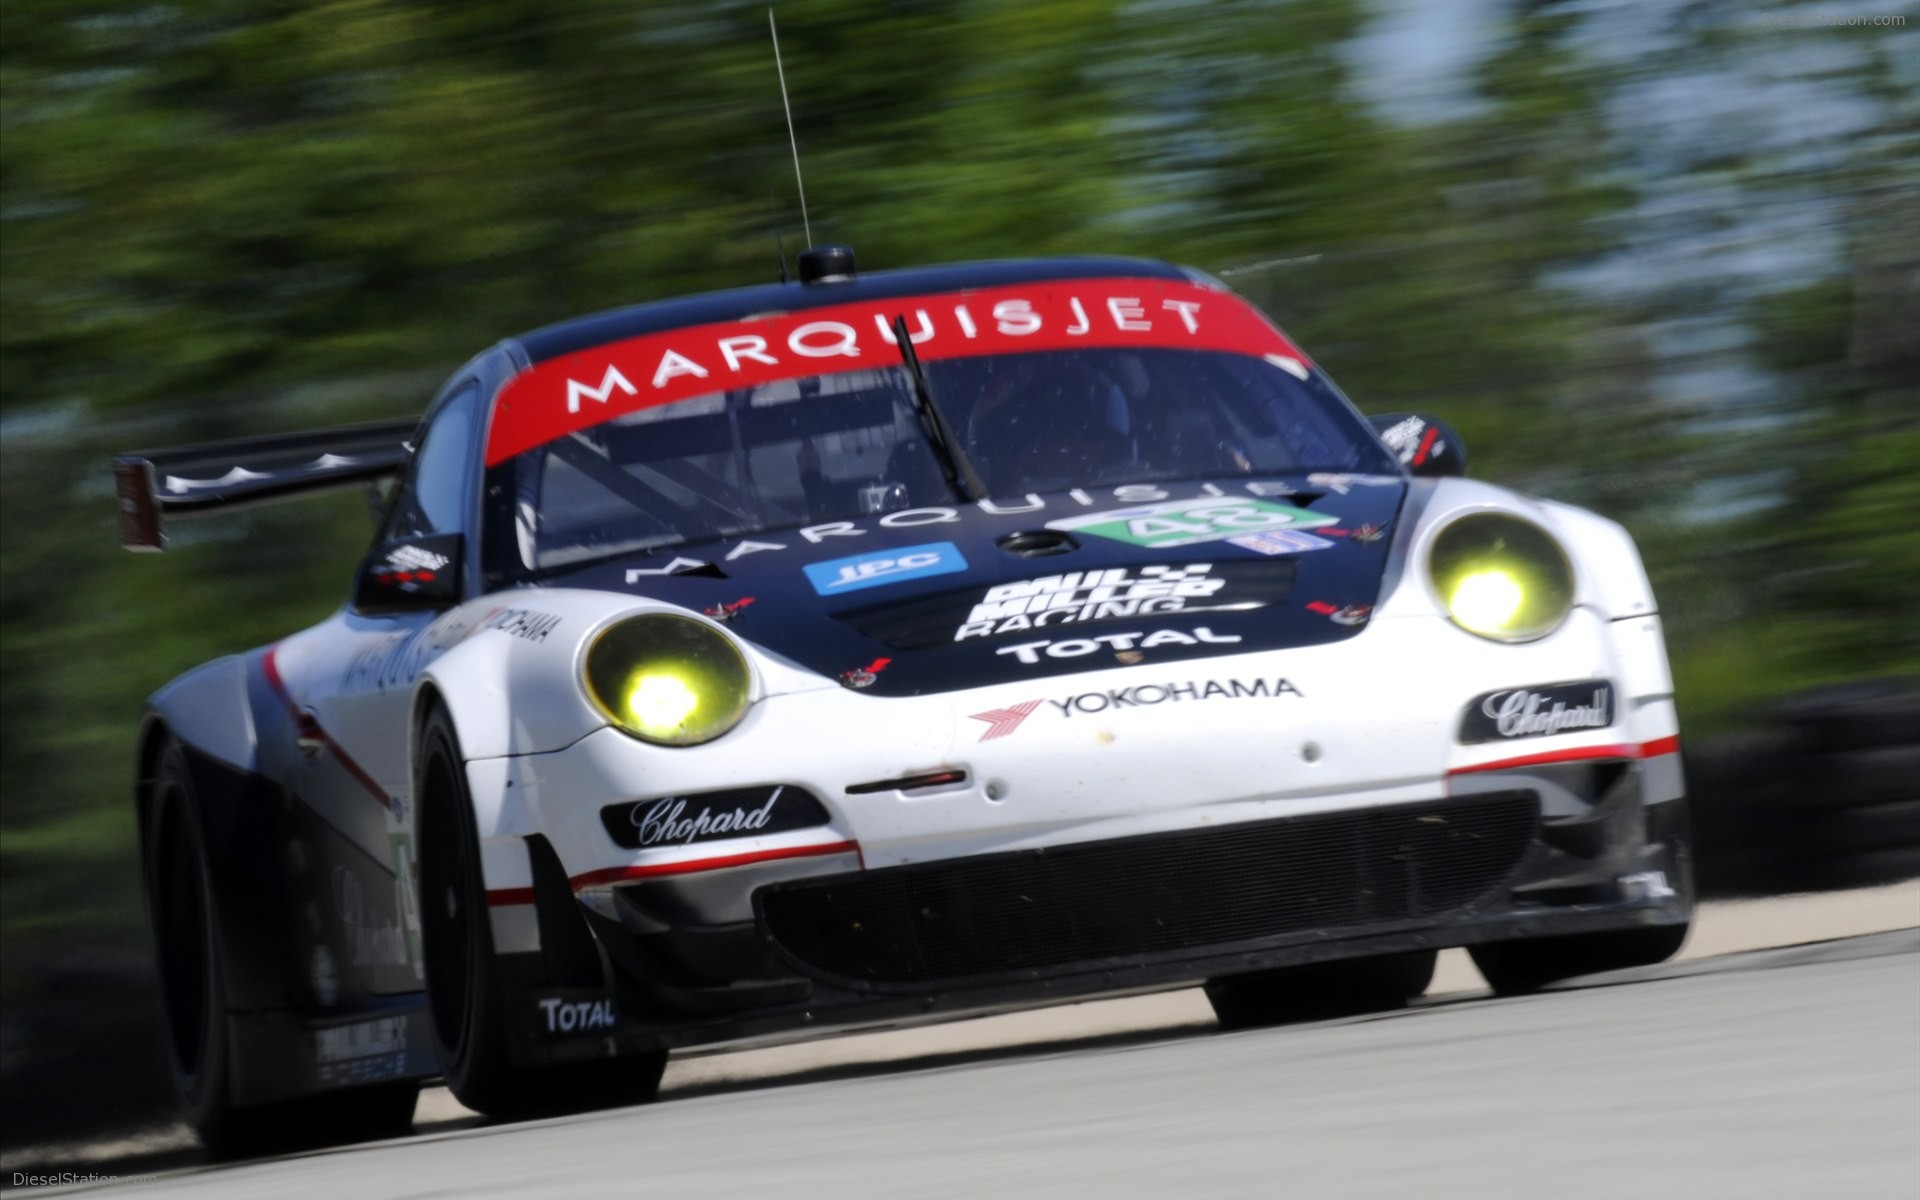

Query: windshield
<box><xmin>485</xmin><ymin>347</ymin><xmax>1394</xmax><ymax>580</ymax></box>
<box><xmin>477</xmin><ymin>277</ymin><xmax>1398</xmax><ymax>582</ymax></box>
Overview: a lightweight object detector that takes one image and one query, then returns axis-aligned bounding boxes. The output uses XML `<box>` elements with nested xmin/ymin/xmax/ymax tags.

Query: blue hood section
<box><xmin>547</xmin><ymin>476</ymin><xmax>1407</xmax><ymax>697</ymax></box>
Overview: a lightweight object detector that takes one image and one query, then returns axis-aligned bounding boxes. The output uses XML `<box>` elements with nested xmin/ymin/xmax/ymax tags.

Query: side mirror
<box><xmin>353</xmin><ymin>533</ymin><xmax>463</xmax><ymax>614</ymax></box>
<box><xmin>1369</xmin><ymin>412</ymin><xmax>1467</xmax><ymax>478</ymax></box>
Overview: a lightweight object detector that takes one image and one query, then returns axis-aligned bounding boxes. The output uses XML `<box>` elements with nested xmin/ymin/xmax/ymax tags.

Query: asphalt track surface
<box><xmin>42</xmin><ymin>925</ymin><xmax>1920</xmax><ymax>1200</ymax></box>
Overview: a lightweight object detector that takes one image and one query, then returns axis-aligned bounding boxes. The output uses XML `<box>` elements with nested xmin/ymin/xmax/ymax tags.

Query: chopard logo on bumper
<box><xmin>969</xmin><ymin>676</ymin><xmax>1303</xmax><ymax>741</ymax></box>
<box><xmin>599</xmin><ymin>784</ymin><xmax>831</xmax><ymax>850</ymax></box>
<box><xmin>1459</xmin><ymin>681</ymin><xmax>1615</xmax><ymax>744</ymax></box>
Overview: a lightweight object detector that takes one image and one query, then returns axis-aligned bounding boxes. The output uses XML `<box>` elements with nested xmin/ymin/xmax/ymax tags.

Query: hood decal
<box><xmin>838</xmin><ymin>559</ymin><xmax>1296</xmax><ymax>651</ymax></box>
<box><xmin>550</xmin><ymin>477</ymin><xmax>1406</xmax><ymax>696</ymax></box>
<box><xmin>802</xmin><ymin>541</ymin><xmax>968</xmax><ymax>596</ymax></box>
<box><xmin>1045</xmin><ymin>495</ymin><xmax>1338</xmax><ymax>549</ymax></box>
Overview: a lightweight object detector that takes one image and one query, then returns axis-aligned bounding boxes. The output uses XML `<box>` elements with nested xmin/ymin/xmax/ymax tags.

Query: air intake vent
<box><xmin>757</xmin><ymin>792</ymin><xmax>1538</xmax><ymax>988</ymax></box>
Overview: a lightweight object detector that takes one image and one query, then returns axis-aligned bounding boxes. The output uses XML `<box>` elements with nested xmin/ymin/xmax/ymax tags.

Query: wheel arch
<box><xmin>408</xmin><ymin>653</ymin><xmax>540</xmax><ymax>899</ymax></box>
<box><xmin>137</xmin><ymin>652</ymin><xmax>265</xmax><ymax>874</ymax></box>
<box><xmin>148</xmin><ymin>654</ymin><xmax>263</xmax><ymax>774</ymax></box>
<box><xmin>410</xmin><ymin>678</ymin><xmax>450</xmax><ymax>778</ymax></box>
<box><xmin>138</xmin><ymin>651</ymin><xmax>304</xmax><ymax>1020</ymax></box>
<box><xmin>411</xmin><ymin>636</ymin><xmax>515</xmax><ymax>767</ymax></box>
<box><xmin>135</xmin><ymin>712</ymin><xmax>174</xmax><ymax>859</ymax></box>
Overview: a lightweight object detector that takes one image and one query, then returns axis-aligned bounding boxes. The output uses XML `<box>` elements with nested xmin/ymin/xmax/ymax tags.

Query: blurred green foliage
<box><xmin>1</xmin><ymin>1</ymin><xmax>1914</xmax><ymax>994</ymax></box>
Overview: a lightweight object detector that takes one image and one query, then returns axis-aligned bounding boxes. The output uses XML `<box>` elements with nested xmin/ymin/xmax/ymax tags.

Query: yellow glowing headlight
<box><xmin>583</xmin><ymin>614</ymin><xmax>751</xmax><ymax>746</ymax></box>
<box><xmin>1428</xmin><ymin>513</ymin><xmax>1575</xmax><ymax>642</ymax></box>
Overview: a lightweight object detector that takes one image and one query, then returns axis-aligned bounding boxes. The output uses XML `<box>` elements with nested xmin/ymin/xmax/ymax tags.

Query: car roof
<box><xmin>509</xmin><ymin>256</ymin><xmax>1192</xmax><ymax>364</ymax></box>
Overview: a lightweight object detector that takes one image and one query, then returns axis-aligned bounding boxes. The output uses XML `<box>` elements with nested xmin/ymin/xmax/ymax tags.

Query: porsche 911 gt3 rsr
<box><xmin>118</xmin><ymin>246</ymin><xmax>1691</xmax><ymax>1151</ymax></box>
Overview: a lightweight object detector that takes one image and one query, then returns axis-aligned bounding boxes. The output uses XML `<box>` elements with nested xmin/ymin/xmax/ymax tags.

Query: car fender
<box><xmin>1374</xmin><ymin>477</ymin><xmax>1658</xmax><ymax>623</ymax></box>
<box><xmin>413</xmin><ymin>587</ymin><xmax>840</xmax><ymax>766</ymax></box>
<box><xmin>140</xmin><ymin>651</ymin><xmax>303</xmax><ymax>1016</ymax></box>
<box><xmin>148</xmin><ymin>655</ymin><xmax>261</xmax><ymax>775</ymax></box>
<box><xmin>411</xmin><ymin>594</ymin><xmax>619</xmax><ymax>766</ymax></box>
<box><xmin>1534</xmin><ymin>499</ymin><xmax>1660</xmax><ymax>620</ymax></box>
<box><xmin>1369</xmin><ymin>479</ymin><xmax>1673</xmax><ymax>732</ymax></box>
<box><xmin>413</xmin><ymin>588</ymin><xmax>841</xmax><ymax>900</ymax></box>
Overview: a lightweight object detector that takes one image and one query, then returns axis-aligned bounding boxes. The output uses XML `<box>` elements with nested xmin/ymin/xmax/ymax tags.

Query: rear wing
<box><xmin>112</xmin><ymin>418</ymin><xmax>418</xmax><ymax>550</ymax></box>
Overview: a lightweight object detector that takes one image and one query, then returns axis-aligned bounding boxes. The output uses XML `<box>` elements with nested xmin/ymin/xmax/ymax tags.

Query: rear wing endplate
<box><xmin>112</xmin><ymin>418</ymin><xmax>418</xmax><ymax>550</ymax></box>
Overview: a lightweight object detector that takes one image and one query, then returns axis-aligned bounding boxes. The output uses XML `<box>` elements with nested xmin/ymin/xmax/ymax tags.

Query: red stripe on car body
<box><xmin>567</xmin><ymin>840</ymin><xmax>861</xmax><ymax>890</ymax></box>
<box><xmin>262</xmin><ymin>644</ymin><xmax>394</xmax><ymax>813</ymax></box>
<box><xmin>1448</xmin><ymin>735</ymin><xmax>1682</xmax><ymax>777</ymax></box>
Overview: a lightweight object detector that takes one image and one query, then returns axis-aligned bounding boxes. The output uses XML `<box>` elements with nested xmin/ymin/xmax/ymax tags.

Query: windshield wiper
<box><xmin>891</xmin><ymin>313</ymin><xmax>987</xmax><ymax>502</ymax></box>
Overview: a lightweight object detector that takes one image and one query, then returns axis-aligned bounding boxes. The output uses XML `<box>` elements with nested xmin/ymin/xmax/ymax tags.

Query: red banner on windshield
<box><xmin>485</xmin><ymin>278</ymin><xmax>1308</xmax><ymax>465</ymax></box>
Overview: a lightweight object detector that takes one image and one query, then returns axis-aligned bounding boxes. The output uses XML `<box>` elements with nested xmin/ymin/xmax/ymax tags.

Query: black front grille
<box><xmin>757</xmin><ymin>793</ymin><xmax>1537</xmax><ymax>987</ymax></box>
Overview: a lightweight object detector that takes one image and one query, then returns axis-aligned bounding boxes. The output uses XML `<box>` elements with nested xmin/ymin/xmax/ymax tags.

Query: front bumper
<box><xmin>476</xmin><ymin>606</ymin><xmax>1689</xmax><ymax>1064</ymax></box>
<box><xmin>493</xmin><ymin>764</ymin><xmax>1691</xmax><ymax>1067</ymax></box>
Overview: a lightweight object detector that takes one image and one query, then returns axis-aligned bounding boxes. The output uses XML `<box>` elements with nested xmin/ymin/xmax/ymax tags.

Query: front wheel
<box><xmin>1205</xmin><ymin>950</ymin><xmax>1437</xmax><ymax>1031</ymax></box>
<box><xmin>415</xmin><ymin>707</ymin><xmax>666</xmax><ymax>1117</ymax></box>
<box><xmin>1468</xmin><ymin>923</ymin><xmax>1689</xmax><ymax>996</ymax></box>
<box><xmin>146</xmin><ymin>739</ymin><xmax>418</xmax><ymax>1157</ymax></box>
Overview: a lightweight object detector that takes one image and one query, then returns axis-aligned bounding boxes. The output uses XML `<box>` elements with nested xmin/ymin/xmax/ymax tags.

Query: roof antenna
<box><xmin>769</xmin><ymin>8</ymin><xmax>812</xmax><ymax>248</ymax></box>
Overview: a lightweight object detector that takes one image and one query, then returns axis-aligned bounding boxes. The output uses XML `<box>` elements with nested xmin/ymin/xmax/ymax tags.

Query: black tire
<box><xmin>1205</xmin><ymin>950</ymin><xmax>1437</xmax><ymax>1031</ymax></box>
<box><xmin>145</xmin><ymin>740</ymin><xmax>418</xmax><ymax>1157</ymax></box>
<box><xmin>415</xmin><ymin>706</ymin><xmax>666</xmax><ymax>1117</ymax></box>
<box><xmin>1468</xmin><ymin>923</ymin><xmax>1688</xmax><ymax>996</ymax></box>
<box><xmin>1810</xmin><ymin>746</ymin><xmax>1920</xmax><ymax>808</ymax></box>
<box><xmin>1776</xmin><ymin>678</ymin><xmax>1920</xmax><ymax>754</ymax></box>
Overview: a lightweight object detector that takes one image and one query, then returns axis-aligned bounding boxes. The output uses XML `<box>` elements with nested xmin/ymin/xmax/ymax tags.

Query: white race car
<box><xmin>118</xmin><ymin>246</ymin><xmax>1690</xmax><ymax>1152</ymax></box>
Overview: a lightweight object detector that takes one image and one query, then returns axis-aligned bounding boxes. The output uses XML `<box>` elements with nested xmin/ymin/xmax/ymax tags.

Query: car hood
<box><xmin>545</xmin><ymin>475</ymin><xmax>1408</xmax><ymax>697</ymax></box>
